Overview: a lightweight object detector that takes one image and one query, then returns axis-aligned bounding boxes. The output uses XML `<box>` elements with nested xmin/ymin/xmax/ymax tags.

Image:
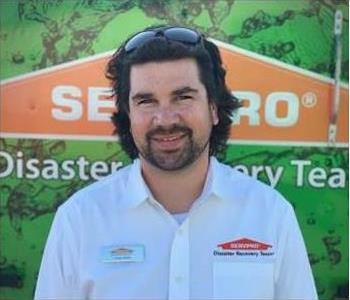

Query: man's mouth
<box><xmin>150</xmin><ymin>133</ymin><xmax>187</xmax><ymax>150</ymax></box>
<box><xmin>152</xmin><ymin>133</ymin><xmax>186</xmax><ymax>142</ymax></box>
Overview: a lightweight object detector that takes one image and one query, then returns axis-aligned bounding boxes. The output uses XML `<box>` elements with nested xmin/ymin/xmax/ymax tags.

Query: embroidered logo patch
<box><xmin>214</xmin><ymin>238</ymin><xmax>274</xmax><ymax>258</ymax></box>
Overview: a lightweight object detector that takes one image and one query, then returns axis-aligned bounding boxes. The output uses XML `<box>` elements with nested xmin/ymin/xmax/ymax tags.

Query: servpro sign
<box><xmin>0</xmin><ymin>41</ymin><xmax>348</xmax><ymax>145</ymax></box>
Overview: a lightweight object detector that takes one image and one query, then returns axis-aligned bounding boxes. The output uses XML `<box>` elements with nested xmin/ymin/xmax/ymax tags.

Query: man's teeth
<box><xmin>160</xmin><ymin>136</ymin><xmax>179</xmax><ymax>142</ymax></box>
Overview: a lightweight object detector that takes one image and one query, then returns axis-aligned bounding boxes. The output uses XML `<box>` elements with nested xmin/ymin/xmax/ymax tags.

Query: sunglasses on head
<box><xmin>124</xmin><ymin>26</ymin><xmax>202</xmax><ymax>53</ymax></box>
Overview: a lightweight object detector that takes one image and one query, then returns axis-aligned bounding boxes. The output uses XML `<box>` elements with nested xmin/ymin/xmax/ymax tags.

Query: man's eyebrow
<box><xmin>131</xmin><ymin>92</ymin><xmax>154</xmax><ymax>101</ymax></box>
<box><xmin>171</xmin><ymin>86</ymin><xmax>199</xmax><ymax>96</ymax></box>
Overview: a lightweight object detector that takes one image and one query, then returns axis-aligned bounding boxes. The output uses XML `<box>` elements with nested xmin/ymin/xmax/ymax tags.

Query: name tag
<box><xmin>101</xmin><ymin>244</ymin><xmax>145</xmax><ymax>263</ymax></box>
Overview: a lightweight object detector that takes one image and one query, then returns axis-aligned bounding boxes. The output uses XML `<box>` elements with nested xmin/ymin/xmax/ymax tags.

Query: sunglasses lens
<box><xmin>124</xmin><ymin>31</ymin><xmax>156</xmax><ymax>53</ymax></box>
<box><xmin>165</xmin><ymin>27</ymin><xmax>200</xmax><ymax>44</ymax></box>
<box><xmin>124</xmin><ymin>27</ymin><xmax>201</xmax><ymax>53</ymax></box>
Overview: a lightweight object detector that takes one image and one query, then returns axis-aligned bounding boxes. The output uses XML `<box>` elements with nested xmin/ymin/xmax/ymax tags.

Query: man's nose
<box><xmin>152</xmin><ymin>106</ymin><xmax>181</xmax><ymax>127</ymax></box>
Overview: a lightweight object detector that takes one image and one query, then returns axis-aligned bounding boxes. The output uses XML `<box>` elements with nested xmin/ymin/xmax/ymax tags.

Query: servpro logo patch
<box><xmin>218</xmin><ymin>238</ymin><xmax>272</xmax><ymax>250</ymax></box>
<box><xmin>213</xmin><ymin>238</ymin><xmax>274</xmax><ymax>258</ymax></box>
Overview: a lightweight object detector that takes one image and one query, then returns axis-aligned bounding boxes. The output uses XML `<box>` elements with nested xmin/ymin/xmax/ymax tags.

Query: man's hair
<box><xmin>106</xmin><ymin>25</ymin><xmax>240</xmax><ymax>160</ymax></box>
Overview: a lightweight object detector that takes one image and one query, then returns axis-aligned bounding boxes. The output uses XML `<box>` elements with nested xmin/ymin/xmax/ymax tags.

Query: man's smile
<box><xmin>150</xmin><ymin>133</ymin><xmax>188</xmax><ymax>150</ymax></box>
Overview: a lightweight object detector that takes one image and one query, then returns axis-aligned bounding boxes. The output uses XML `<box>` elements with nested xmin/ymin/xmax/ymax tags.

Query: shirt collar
<box><xmin>123</xmin><ymin>159</ymin><xmax>149</xmax><ymax>209</ymax></box>
<box><xmin>210</xmin><ymin>156</ymin><xmax>237</xmax><ymax>202</ymax></box>
<box><xmin>123</xmin><ymin>156</ymin><xmax>234</xmax><ymax>210</ymax></box>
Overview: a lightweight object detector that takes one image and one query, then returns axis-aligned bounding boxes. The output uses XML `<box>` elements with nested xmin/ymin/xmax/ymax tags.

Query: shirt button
<box><xmin>175</xmin><ymin>275</ymin><xmax>183</xmax><ymax>283</ymax></box>
<box><xmin>178</xmin><ymin>228</ymin><xmax>183</xmax><ymax>235</ymax></box>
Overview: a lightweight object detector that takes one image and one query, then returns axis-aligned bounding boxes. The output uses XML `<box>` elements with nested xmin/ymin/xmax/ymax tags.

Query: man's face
<box><xmin>128</xmin><ymin>58</ymin><xmax>218</xmax><ymax>171</ymax></box>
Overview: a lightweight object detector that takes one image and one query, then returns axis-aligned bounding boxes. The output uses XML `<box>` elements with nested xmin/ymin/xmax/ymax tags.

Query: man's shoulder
<box><xmin>214</xmin><ymin>159</ymin><xmax>273</xmax><ymax>190</ymax></box>
<box><xmin>214</xmin><ymin>159</ymin><xmax>292</xmax><ymax>211</ymax></box>
<box><xmin>59</xmin><ymin>161</ymin><xmax>135</xmax><ymax>212</ymax></box>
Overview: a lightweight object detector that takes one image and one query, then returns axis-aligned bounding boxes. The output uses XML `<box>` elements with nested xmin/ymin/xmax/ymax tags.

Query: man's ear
<box><xmin>210</xmin><ymin>102</ymin><xmax>219</xmax><ymax>125</ymax></box>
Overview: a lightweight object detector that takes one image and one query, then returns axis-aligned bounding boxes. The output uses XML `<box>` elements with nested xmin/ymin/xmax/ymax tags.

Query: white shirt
<box><xmin>172</xmin><ymin>212</ymin><xmax>188</xmax><ymax>224</ymax></box>
<box><xmin>35</xmin><ymin>157</ymin><xmax>317</xmax><ymax>300</ymax></box>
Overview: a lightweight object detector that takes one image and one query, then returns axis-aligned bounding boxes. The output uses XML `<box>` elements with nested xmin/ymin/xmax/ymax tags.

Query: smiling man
<box><xmin>35</xmin><ymin>26</ymin><xmax>317</xmax><ymax>300</ymax></box>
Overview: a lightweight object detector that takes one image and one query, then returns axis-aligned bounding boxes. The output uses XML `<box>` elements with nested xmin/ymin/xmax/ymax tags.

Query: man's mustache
<box><xmin>146</xmin><ymin>125</ymin><xmax>192</xmax><ymax>140</ymax></box>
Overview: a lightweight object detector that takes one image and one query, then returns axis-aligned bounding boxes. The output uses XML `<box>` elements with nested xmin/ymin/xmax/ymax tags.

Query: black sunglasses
<box><xmin>124</xmin><ymin>27</ymin><xmax>202</xmax><ymax>53</ymax></box>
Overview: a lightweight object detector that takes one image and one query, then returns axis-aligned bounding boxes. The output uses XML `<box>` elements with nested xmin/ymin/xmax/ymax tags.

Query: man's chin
<box><xmin>146</xmin><ymin>152</ymin><xmax>194</xmax><ymax>172</ymax></box>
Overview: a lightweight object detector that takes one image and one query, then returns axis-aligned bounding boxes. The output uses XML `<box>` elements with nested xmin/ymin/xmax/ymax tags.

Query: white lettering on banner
<box><xmin>90</xmin><ymin>161</ymin><xmax>109</xmax><ymax>178</ymax></box>
<box><xmin>50</xmin><ymin>86</ymin><xmax>318</xmax><ymax>128</ymax></box>
<box><xmin>290</xmin><ymin>159</ymin><xmax>312</xmax><ymax>187</ymax></box>
<box><xmin>265</xmin><ymin>92</ymin><xmax>299</xmax><ymax>127</ymax></box>
<box><xmin>233</xmin><ymin>91</ymin><xmax>301</xmax><ymax>127</ymax></box>
<box><xmin>0</xmin><ymin>151</ymin><xmax>123</xmax><ymax>181</ymax></box>
<box><xmin>233</xmin><ymin>161</ymin><xmax>345</xmax><ymax>189</ymax></box>
<box><xmin>0</xmin><ymin>151</ymin><xmax>13</xmax><ymax>177</ymax></box>
<box><xmin>77</xmin><ymin>156</ymin><xmax>90</xmax><ymax>180</ymax></box>
<box><xmin>265</xmin><ymin>166</ymin><xmax>284</xmax><ymax>188</ymax></box>
<box><xmin>17</xmin><ymin>151</ymin><xmax>24</xmax><ymax>178</ymax></box>
<box><xmin>41</xmin><ymin>159</ymin><xmax>58</xmax><ymax>179</ymax></box>
<box><xmin>52</xmin><ymin>85</ymin><xmax>83</xmax><ymax>121</ymax></box>
<box><xmin>1</xmin><ymin>151</ymin><xmax>345</xmax><ymax>189</ymax></box>
<box><xmin>26</xmin><ymin>158</ymin><xmax>40</xmax><ymax>179</ymax></box>
<box><xmin>51</xmin><ymin>85</ymin><xmax>114</xmax><ymax>121</ymax></box>
<box><xmin>308</xmin><ymin>167</ymin><xmax>327</xmax><ymax>188</ymax></box>
<box><xmin>88</xmin><ymin>87</ymin><xmax>115</xmax><ymax>121</ymax></box>
<box><xmin>61</xmin><ymin>160</ymin><xmax>75</xmax><ymax>180</ymax></box>
<box><xmin>328</xmin><ymin>169</ymin><xmax>346</xmax><ymax>188</ymax></box>
<box><xmin>290</xmin><ymin>160</ymin><xmax>346</xmax><ymax>188</ymax></box>
<box><xmin>251</xmin><ymin>165</ymin><xmax>264</xmax><ymax>178</ymax></box>
<box><xmin>233</xmin><ymin>91</ymin><xmax>261</xmax><ymax>125</ymax></box>
<box><xmin>233</xmin><ymin>165</ymin><xmax>284</xmax><ymax>188</ymax></box>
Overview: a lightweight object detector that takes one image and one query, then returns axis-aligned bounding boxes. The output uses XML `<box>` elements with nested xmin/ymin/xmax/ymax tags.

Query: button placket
<box><xmin>168</xmin><ymin>220</ymin><xmax>190</xmax><ymax>300</ymax></box>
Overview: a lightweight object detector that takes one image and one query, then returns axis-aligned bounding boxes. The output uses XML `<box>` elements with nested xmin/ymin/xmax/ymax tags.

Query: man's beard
<box><xmin>137</xmin><ymin>125</ymin><xmax>210</xmax><ymax>171</ymax></box>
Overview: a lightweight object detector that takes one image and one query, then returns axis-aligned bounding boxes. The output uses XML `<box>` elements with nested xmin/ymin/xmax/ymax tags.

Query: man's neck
<box><xmin>140</xmin><ymin>153</ymin><xmax>210</xmax><ymax>214</ymax></box>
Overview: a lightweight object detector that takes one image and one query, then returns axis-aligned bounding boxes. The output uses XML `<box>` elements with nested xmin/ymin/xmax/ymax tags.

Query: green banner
<box><xmin>0</xmin><ymin>1</ymin><xmax>348</xmax><ymax>300</ymax></box>
<box><xmin>0</xmin><ymin>139</ymin><xmax>348</xmax><ymax>299</ymax></box>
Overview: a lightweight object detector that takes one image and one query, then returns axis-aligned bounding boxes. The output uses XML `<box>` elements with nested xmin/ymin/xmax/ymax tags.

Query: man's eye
<box><xmin>178</xmin><ymin>95</ymin><xmax>192</xmax><ymax>101</ymax></box>
<box><xmin>138</xmin><ymin>99</ymin><xmax>154</xmax><ymax>105</ymax></box>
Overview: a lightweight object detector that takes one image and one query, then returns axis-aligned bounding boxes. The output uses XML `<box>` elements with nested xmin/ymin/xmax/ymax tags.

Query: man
<box><xmin>35</xmin><ymin>26</ymin><xmax>317</xmax><ymax>300</ymax></box>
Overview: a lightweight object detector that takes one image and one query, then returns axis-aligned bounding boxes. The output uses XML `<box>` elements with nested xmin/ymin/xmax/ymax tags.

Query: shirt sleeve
<box><xmin>274</xmin><ymin>203</ymin><xmax>318</xmax><ymax>300</ymax></box>
<box><xmin>34</xmin><ymin>203</ymin><xmax>82</xmax><ymax>300</ymax></box>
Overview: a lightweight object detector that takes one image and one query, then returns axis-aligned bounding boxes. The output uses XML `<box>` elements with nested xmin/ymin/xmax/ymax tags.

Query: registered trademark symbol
<box><xmin>302</xmin><ymin>92</ymin><xmax>317</xmax><ymax>108</ymax></box>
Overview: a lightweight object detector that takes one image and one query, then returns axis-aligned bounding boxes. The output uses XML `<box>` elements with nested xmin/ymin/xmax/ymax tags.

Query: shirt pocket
<box><xmin>213</xmin><ymin>261</ymin><xmax>274</xmax><ymax>300</ymax></box>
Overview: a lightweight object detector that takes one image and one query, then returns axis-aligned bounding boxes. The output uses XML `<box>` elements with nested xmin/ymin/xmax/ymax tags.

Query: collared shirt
<box><xmin>35</xmin><ymin>157</ymin><xmax>317</xmax><ymax>300</ymax></box>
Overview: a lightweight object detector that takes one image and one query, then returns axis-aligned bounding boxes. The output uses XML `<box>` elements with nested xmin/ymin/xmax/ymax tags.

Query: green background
<box><xmin>0</xmin><ymin>1</ymin><xmax>348</xmax><ymax>299</ymax></box>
